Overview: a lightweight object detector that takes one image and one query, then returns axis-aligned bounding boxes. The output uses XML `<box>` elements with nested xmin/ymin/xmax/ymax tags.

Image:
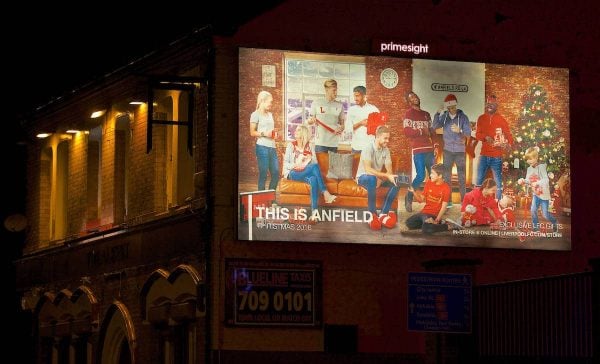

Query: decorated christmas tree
<box><xmin>503</xmin><ymin>85</ymin><xmax>569</xmax><ymax>194</ymax></box>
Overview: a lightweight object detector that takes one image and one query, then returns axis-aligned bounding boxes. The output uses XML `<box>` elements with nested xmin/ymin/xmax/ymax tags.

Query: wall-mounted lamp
<box><xmin>66</xmin><ymin>129</ymin><xmax>81</xmax><ymax>134</ymax></box>
<box><xmin>36</xmin><ymin>133</ymin><xmax>52</xmax><ymax>139</ymax></box>
<box><xmin>90</xmin><ymin>110</ymin><xmax>106</xmax><ymax>118</ymax></box>
<box><xmin>129</xmin><ymin>101</ymin><xmax>144</xmax><ymax>105</ymax></box>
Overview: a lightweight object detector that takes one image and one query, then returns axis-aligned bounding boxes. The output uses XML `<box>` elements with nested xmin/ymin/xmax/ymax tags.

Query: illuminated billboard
<box><xmin>238</xmin><ymin>47</ymin><xmax>570</xmax><ymax>250</ymax></box>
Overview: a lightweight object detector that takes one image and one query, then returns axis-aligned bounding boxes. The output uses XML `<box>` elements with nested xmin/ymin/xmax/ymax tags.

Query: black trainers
<box><xmin>405</xmin><ymin>191</ymin><xmax>413</xmax><ymax>212</ymax></box>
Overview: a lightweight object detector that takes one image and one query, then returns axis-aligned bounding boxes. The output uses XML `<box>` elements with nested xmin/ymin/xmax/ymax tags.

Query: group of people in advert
<box><xmin>249</xmin><ymin>78</ymin><xmax>560</xmax><ymax>236</ymax></box>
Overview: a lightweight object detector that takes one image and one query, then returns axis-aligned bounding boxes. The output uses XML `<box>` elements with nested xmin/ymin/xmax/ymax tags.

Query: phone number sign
<box><xmin>225</xmin><ymin>259</ymin><xmax>322</xmax><ymax>327</ymax></box>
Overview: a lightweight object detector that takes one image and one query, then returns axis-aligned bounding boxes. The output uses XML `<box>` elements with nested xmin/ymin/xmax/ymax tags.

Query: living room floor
<box><xmin>237</xmin><ymin>180</ymin><xmax>572</xmax><ymax>251</ymax></box>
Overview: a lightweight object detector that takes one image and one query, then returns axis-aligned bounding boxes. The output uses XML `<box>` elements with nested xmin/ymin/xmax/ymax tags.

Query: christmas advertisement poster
<box><xmin>238</xmin><ymin>48</ymin><xmax>570</xmax><ymax>250</ymax></box>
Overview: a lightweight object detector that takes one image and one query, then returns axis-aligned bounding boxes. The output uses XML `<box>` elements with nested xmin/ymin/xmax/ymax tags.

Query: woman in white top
<box><xmin>249</xmin><ymin>91</ymin><xmax>280</xmax><ymax>191</ymax></box>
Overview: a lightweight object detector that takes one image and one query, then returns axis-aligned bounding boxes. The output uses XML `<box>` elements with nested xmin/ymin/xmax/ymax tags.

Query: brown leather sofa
<box><xmin>278</xmin><ymin>152</ymin><xmax>399</xmax><ymax>209</ymax></box>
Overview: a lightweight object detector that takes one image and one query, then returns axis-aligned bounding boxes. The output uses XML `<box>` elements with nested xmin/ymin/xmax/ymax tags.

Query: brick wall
<box><xmin>366</xmin><ymin>57</ymin><xmax>413</xmax><ymax>173</ymax></box>
<box><xmin>68</xmin><ymin>133</ymin><xmax>88</xmax><ymax>235</ymax></box>
<box><xmin>238</xmin><ymin>48</ymin><xmax>284</xmax><ymax>184</ymax></box>
<box><xmin>38</xmin><ymin>150</ymin><xmax>51</xmax><ymax>246</ymax></box>
<box><xmin>100</xmin><ymin>112</ymin><xmax>116</xmax><ymax>226</ymax></box>
<box><xmin>114</xmin><ymin>129</ymin><xmax>126</xmax><ymax>225</ymax></box>
<box><xmin>153</xmin><ymin>125</ymin><xmax>167</xmax><ymax>212</ymax></box>
<box><xmin>25</xmin><ymin>146</ymin><xmax>42</xmax><ymax>251</ymax></box>
<box><xmin>86</xmin><ymin>140</ymin><xmax>99</xmax><ymax>225</ymax></box>
<box><xmin>128</xmin><ymin>105</ymin><xmax>156</xmax><ymax>218</ymax></box>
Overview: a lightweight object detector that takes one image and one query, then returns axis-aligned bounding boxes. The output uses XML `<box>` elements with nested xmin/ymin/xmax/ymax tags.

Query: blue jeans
<box><xmin>255</xmin><ymin>144</ymin><xmax>280</xmax><ymax>190</ymax></box>
<box><xmin>477</xmin><ymin>155</ymin><xmax>503</xmax><ymax>200</ymax></box>
<box><xmin>288</xmin><ymin>163</ymin><xmax>327</xmax><ymax>211</ymax></box>
<box><xmin>315</xmin><ymin>145</ymin><xmax>337</xmax><ymax>153</ymax></box>
<box><xmin>358</xmin><ymin>175</ymin><xmax>399</xmax><ymax>214</ymax></box>
<box><xmin>412</xmin><ymin>152</ymin><xmax>434</xmax><ymax>190</ymax></box>
<box><xmin>531</xmin><ymin>195</ymin><xmax>557</xmax><ymax>230</ymax></box>
<box><xmin>443</xmin><ymin>150</ymin><xmax>466</xmax><ymax>201</ymax></box>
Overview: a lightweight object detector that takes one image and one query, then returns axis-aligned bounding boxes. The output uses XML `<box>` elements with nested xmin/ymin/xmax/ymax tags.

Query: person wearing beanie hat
<box><xmin>474</xmin><ymin>94</ymin><xmax>514</xmax><ymax>200</ymax></box>
<box><xmin>432</xmin><ymin>93</ymin><xmax>471</xmax><ymax>206</ymax></box>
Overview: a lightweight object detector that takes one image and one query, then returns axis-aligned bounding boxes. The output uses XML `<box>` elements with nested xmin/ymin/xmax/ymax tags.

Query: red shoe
<box><xmin>370</xmin><ymin>215</ymin><xmax>382</xmax><ymax>230</ymax></box>
<box><xmin>379</xmin><ymin>212</ymin><xmax>397</xmax><ymax>228</ymax></box>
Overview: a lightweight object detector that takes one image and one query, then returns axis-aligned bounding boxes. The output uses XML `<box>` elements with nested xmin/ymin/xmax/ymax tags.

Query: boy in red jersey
<box><xmin>405</xmin><ymin>164</ymin><xmax>456</xmax><ymax>234</ymax></box>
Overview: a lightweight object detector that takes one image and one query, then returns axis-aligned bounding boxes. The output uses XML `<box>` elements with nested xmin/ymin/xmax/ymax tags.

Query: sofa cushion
<box><xmin>338</xmin><ymin>179</ymin><xmax>368</xmax><ymax>197</ymax></box>
<box><xmin>326</xmin><ymin>152</ymin><xmax>355</xmax><ymax>179</ymax></box>
<box><xmin>279</xmin><ymin>179</ymin><xmax>312</xmax><ymax>194</ymax></box>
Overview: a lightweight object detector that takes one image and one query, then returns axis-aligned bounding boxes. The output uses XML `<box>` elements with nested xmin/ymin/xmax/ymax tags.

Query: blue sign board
<box><xmin>408</xmin><ymin>272</ymin><xmax>472</xmax><ymax>333</ymax></box>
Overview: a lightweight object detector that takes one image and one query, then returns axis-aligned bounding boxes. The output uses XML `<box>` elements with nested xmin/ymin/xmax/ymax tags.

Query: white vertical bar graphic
<box><xmin>248</xmin><ymin>194</ymin><xmax>253</xmax><ymax>240</ymax></box>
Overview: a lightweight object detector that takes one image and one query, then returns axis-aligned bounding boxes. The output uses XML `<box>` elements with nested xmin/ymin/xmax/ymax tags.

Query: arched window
<box><xmin>97</xmin><ymin>302</ymin><xmax>136</xmax><ymax>364</ymax></box>
<box><xmin>140</xmin><ymin>265</ymin><xmax>204</xmax><ymax>364</ymax></box>
<box><xmin>32</xmin><ymin>287</ymin><xmax>98</xmax><ymax>364</ymax></box>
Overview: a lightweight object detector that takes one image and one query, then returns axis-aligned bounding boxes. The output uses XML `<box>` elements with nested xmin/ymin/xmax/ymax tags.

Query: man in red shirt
<box><xmin>402</xmin><ymin>91</ymin><xmax>438</xmax><ymax>212</ymax></box>
<box><xmin>475</xmin><ymin>95</ymin><xmax>513</xmax><ymax>200</ymax></box>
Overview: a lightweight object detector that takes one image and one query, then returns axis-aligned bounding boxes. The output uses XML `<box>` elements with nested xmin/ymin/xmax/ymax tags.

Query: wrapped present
<box><xmin>519</xmin><ymin>195</ymin><xmax>532</xmax><ymax>210</ymax></box>
<box><xmin>366</xmin><ymin>112</ymin><xmax>389</xmax><ymax>135</ymax></box>
<box><xmin>504</xmin><ymin>187</ymin><xmax>515</xmax><ymax>199</ymax></box>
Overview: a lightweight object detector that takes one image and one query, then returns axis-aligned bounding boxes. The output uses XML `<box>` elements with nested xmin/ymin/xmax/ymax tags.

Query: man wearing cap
<box><xmin>475</xmin><ymin>95</ymin><xmax>513</xmax><ymax>200</ymax></box>
<box><xmin>307</xmin><ymin>79</ymin><xmax>345</xmax><ymax>153</ymax></box>
<box><xmin>402</xmin><ymin>91</ymin><xmax>438</xmax><ymax>212</ymax></box>
<box><xmin>432</xmin><ymin>94</ymin><xmax>471</xmax><ymax>206</ymax></box>
<box><xmin>344</xmin><ymin>85</ymin><xmax>380</xmax><ymax>153</ymax></box>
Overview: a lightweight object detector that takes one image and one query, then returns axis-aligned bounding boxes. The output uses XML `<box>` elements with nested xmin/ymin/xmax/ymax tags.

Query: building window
<box><xmin>285</xmin><ymin>57</ymin><xmax>366</xmax><ymax>143</ymax></box>
<box><xmin>114</xmin><ymin>114</ymin><xmax>131</xmax><ymax>224</ymax></box>
<box><xmin>86</xmin><ymin>126</ymin><xmax>102</xmax><ymax>231</ymax></box>
<box><xmin>97</xmin><ymin>303</ymin><xmax>135</xmax><ymax>364</ymax></box>
<box><xmin>148</xmin><ymin>81</ymin><xmax>195</xmax><ymax>210</ymax></box>
<box><xmin>39</xmin><ymin>137</ymin><xmax>70</xmax><ymax>244</ymax></box>
<box><xmin>55</xmin><ymin>140</ymin><xmax>69</xmax><ymax>240</ymax></box>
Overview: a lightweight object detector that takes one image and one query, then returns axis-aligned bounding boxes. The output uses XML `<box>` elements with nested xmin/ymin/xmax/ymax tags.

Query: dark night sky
<box><xmin>5</xmin><ymin>3</ymin><xmax>279</xmax><ymax>125</ymax></box>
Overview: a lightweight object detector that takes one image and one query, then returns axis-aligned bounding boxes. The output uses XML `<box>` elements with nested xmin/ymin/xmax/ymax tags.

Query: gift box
<box><xmin>519</xmin><ymin>195</ymin><xmax>532</xmax><ymax>210</ymax></box>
